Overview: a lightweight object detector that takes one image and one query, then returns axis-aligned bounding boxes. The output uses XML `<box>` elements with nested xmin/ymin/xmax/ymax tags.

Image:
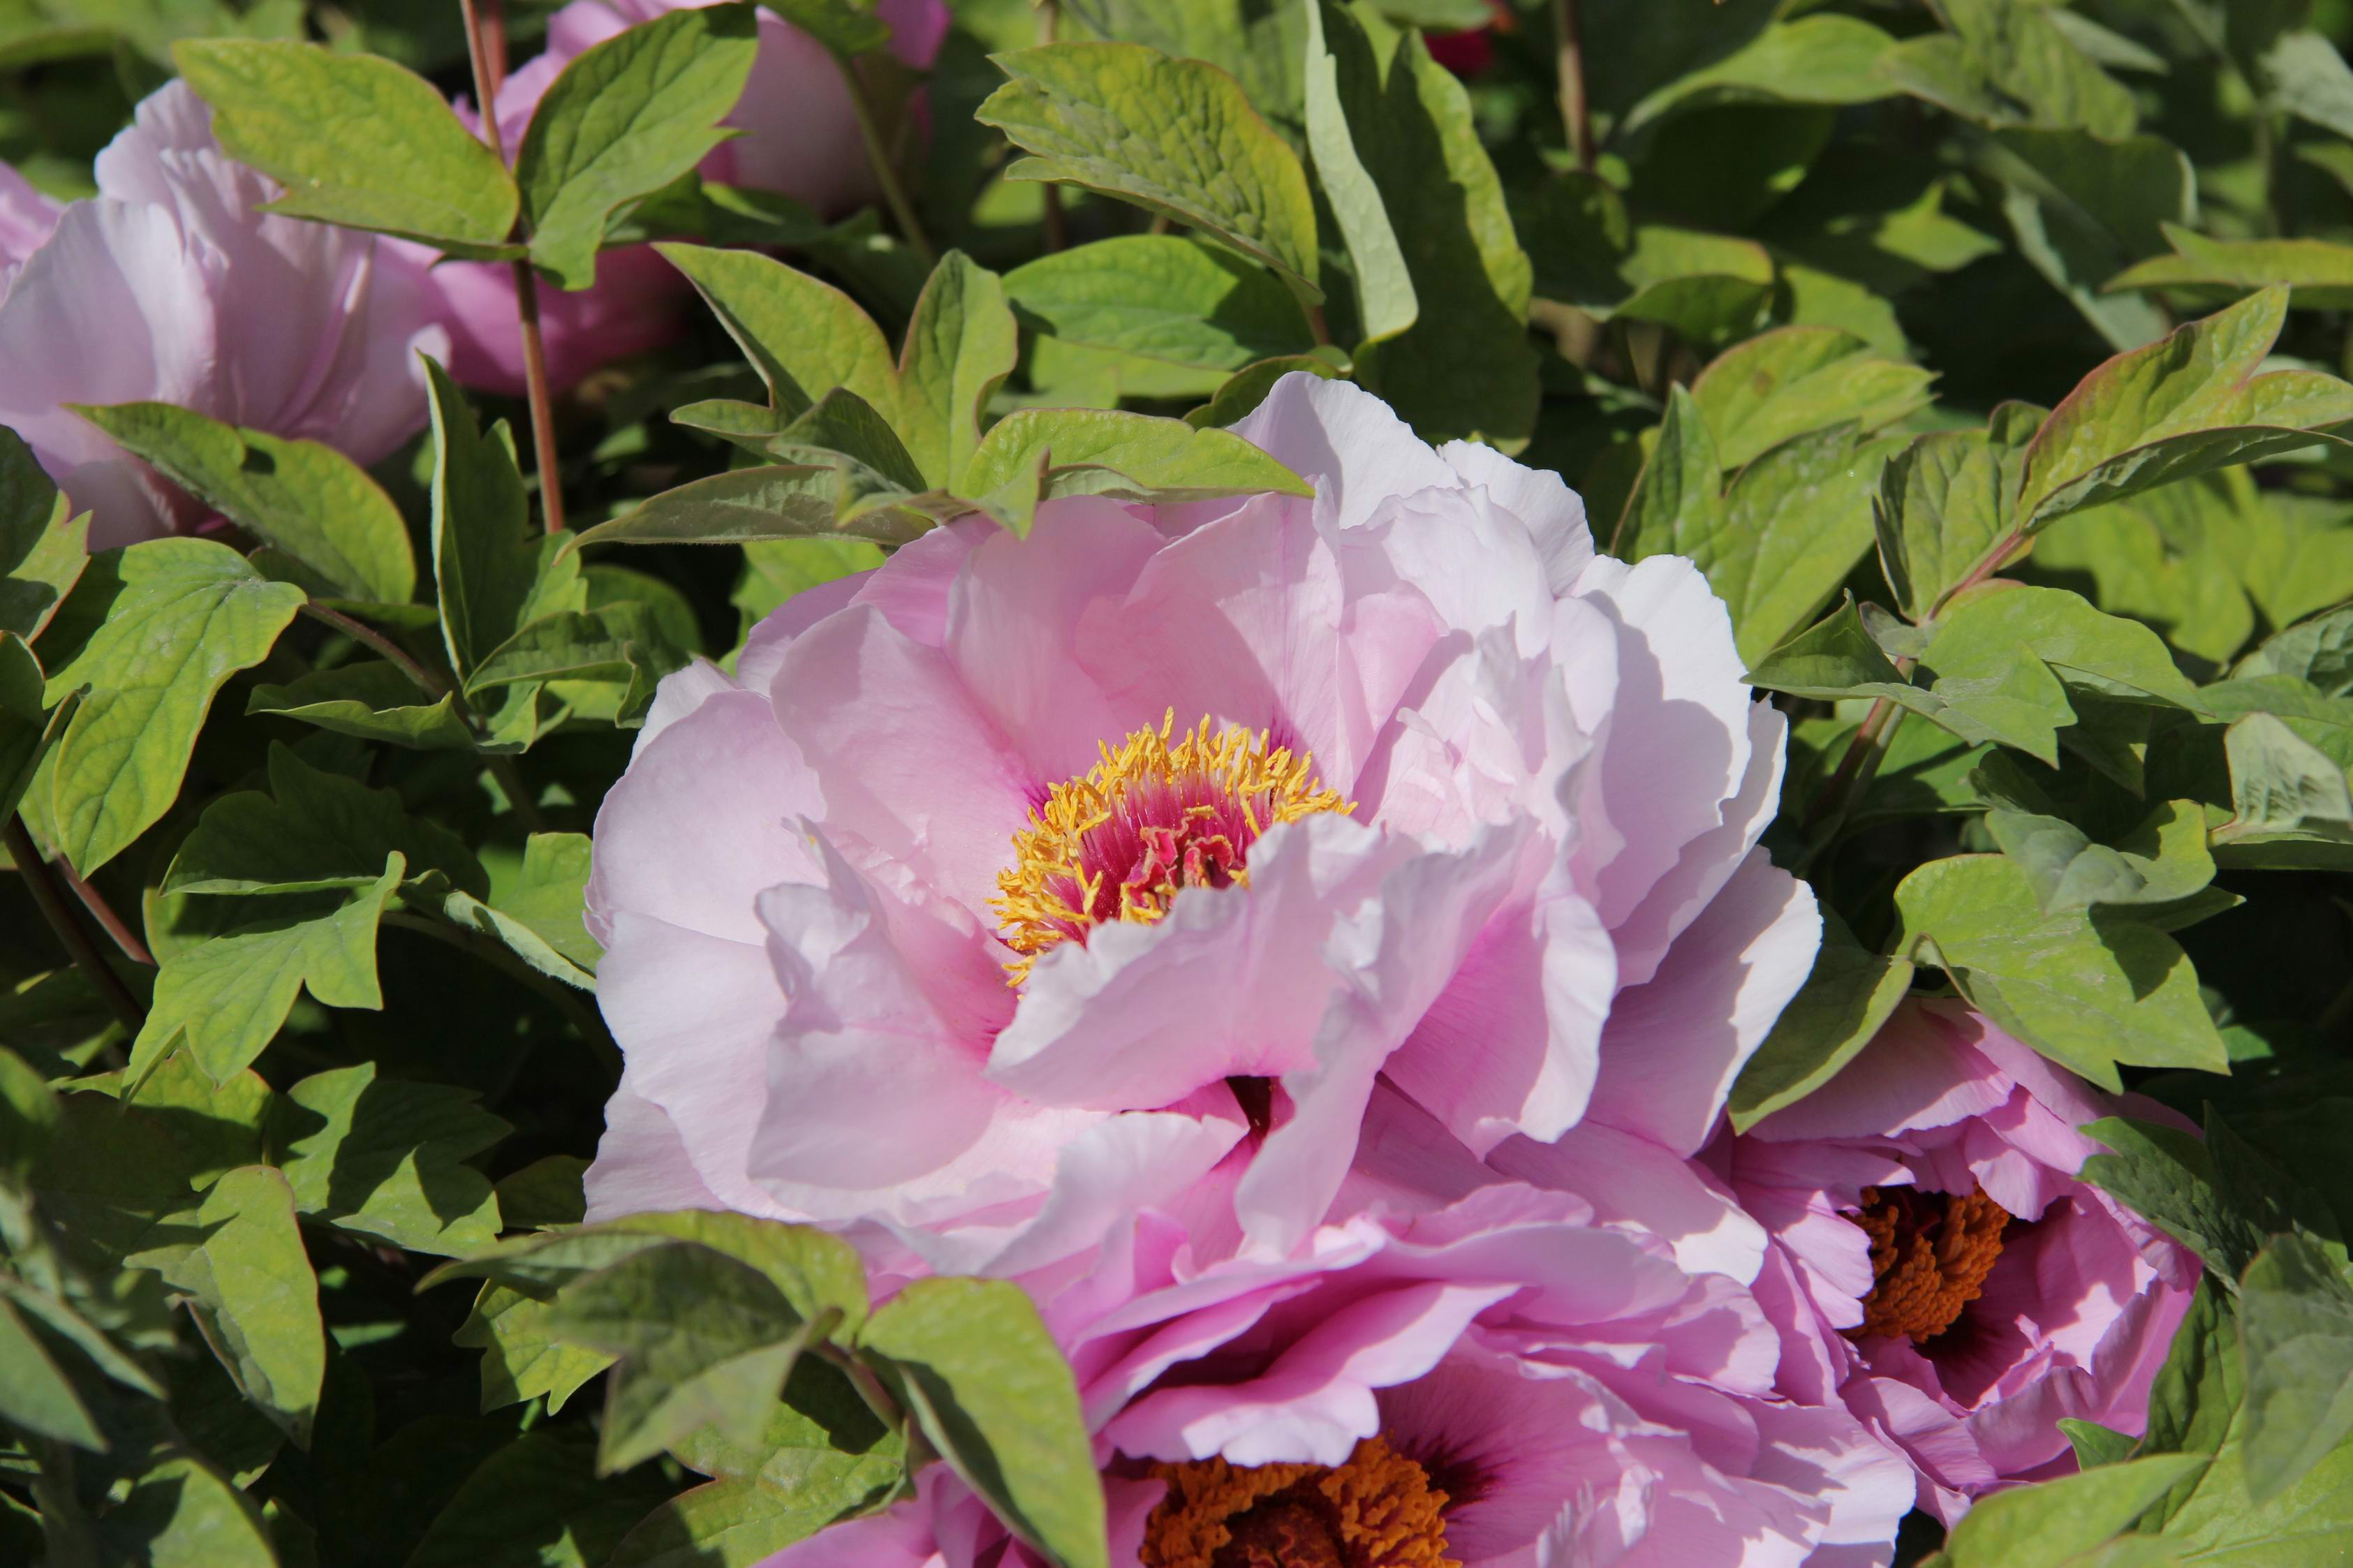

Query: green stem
<box><xmin>1551</xmin><ymin>0</ymin><xmax>1593</xmax><ymax>173</ymax></box>
<box><xmin>837</xmin><ymin>56</ymin><xmax>936</xmax><ymax>265</ymax></box>
<box><xmin>6</xmin><ymin>816</ymin><xmax>145</xmax><ymax>1037</ymax></box>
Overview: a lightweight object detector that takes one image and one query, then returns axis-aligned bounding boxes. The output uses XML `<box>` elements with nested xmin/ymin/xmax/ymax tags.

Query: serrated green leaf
<box><xmin>41</xmin><ymin>538</ymin><xmax>304</xmax><ymax>875</ymax></box>
<box><xmin>148</xmin><ymin>1165</ymin><xmax>324</xmax><ymax>1445</ymax></box>
<box><xmin>245</xmin><ymin>662</ymin><xmax>480</xmax><ymax>751</ymax></box>
<box><xmin>1340</xmin><ymin>25</ymin><xmax>1535</xmax><ymax>445</ymax></box>
<box><xmin>2018</xmin><ymin>288</ymin><xmax>2353</xmax><ymax>531</ymax></box>
<box><xmin>1726</xmin><ymin>926</ymin><xmax>1914</xmax><ymax>1132</ymax></box>
<box><xmin>958</xmin><ymin>407</ymin><xmax>1313</xmax><ymax>536</ymax></box>
<box><xmin>406</xmin><ymin>1432</ymin><xmax>672</xmax><ymax>1568</ymax></box>
<box><xmin>0</xmin><ymin>424</ymin><xmax>87</xmax><ymax>642</ymax></box>
<box><xmin>552</xmin><ymin>1242</ymin><xmax>829</xmax><ymax>1472</ymax></box>
<box><xmin>166</xmin><ymin>742</ymin><xmax>482</xmax><ymax>898</ymax></box>
<box><xmin>517</xmin><ymin>3</ymin><xmax>760</xmax><ymax>290</ymax></box>
<box><xmin>860</xmin><ymin>1277</ymin><xmax>1105</xmax><ymax>1568</ymax></box>
<box><xmin>979</xmin><ymin>42</ymin><xmax>1320</xmax><ymax>302</ymax></box>
<box><xmin>1986</xmin><ymin>797</ymin><xmax>2215</xmax><ymax>915</ymax></box>
<box><xmin>2237</xmin><ymin>1232</ymin><xmax>2353</xmax><ymax>1503</ymax></box>
<box><xmin>173</xmin><ymin>38</ymin><xmax>519</xmax><ymax>254</ymax></box>
<box><xmin>1688</xmin><ymin>326</ymin><xmax>1935</xmax><ymax>471</ymax></box>
<box><xmin>1873</xmin><ymin>403</ymin><xmax>2042</xmax><ymax>621</ymax></box>
<box><xmin>427</xmin><ymin>359</ymin><xmax>559</xmax><ymax>683</ymax></box>
<box><xmin>1937</xmin><ymin>1453</ymin><xmax>2203</xmax><ymax>1567</ymax></box>
<box><xmin>1304</xmin><ymin>0</ymin><xmax>1414</xmax><ymax>347</ymax></box>
<box><xmin>267</xmin><ymin>1061</ymin><xmax>507</xmax><ymax>1257</ymax></box>
<box><xmin>71</xmin><ymin>401</ymin><xmax>414</xmax><ymax>603</ymax></box>
<box><xmin>457</xmin><ymin>1282</ymin><xmax>612</xmax><ymax>1414</ymax></box>
<box><xmin>128</xmin><ymin>854</ymin><xmax>403</xmax><ymax>1085</ymax></box>
<box><xmin>1892</xmin><ymin>854</ymin><xmax>2228</xmax><ymax>1089</ymax></box>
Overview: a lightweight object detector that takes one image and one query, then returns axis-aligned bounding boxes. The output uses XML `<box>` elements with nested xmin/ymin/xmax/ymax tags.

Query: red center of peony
<box><xmin>1141</xmin><ymin>1437</ymin><xmax>1458</xmax><ymax>1568</ymax></box>
<box><xmin>992</xmin><ymin>712</ymin><xmax>1352</xmax><ymax>983</ymax></box>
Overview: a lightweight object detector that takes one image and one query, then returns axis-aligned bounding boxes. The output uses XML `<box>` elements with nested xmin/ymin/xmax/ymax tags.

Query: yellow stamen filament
<box><xmin>1142</xmin><ymin>1437</ymin><xmax>1459</xmax><ymax>1568</ymax></box>
<box><xmin>1850</xmin><ymin>1184</ymin><xmax>2012</xmax><ymax>1343</ymax></box>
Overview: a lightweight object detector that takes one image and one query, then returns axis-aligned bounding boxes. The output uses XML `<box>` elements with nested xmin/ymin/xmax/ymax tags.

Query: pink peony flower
<box><xmin>421</xmin><ymin>0</ymin><xmax>949</xmax><ymax>395</ymax></box>
<box><xmin>0</xmin><ymin>83</ymin><xmax>447</xmax><ymax>548</ymax></box>
<box><xmin>584</xmin><ymin>373</ymin><xmax>1815</xmax><ymax>1280</ymax></box>
<box><xmin>764</xmin><ymin>1183</ymin><xmax>1913</xmax><ymax>1568</ymax></box>
<box><xmin>1711</xmin><ymin>1000</ymin><xmax>2201</xmax><ymax>1522</ymax></box>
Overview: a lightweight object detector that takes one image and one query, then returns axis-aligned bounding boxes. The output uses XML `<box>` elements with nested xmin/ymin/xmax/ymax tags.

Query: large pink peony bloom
<box><xmin>584</xmin><ymin>373</ymin><xmax>1815</xmax><ymax>1280</ymax></box>
<box><xmin>422</xmin><ymin>0</ymin><xmax>948</xmax><ymax>395</ymax></box>
<box><xmin>1711</xmin><ymin>1000</ymin><xmax>2200</xmax><ymax>1522</ymax></box>
<box><xmin>0</xmin><ymin>83</ymin><xmax>446</xmax><ymax>548</ymax></box>
<box><xmin>765</xmin><ymin>1183</ymin><xmax>1913</xmax><ymax>1568</ymax></box>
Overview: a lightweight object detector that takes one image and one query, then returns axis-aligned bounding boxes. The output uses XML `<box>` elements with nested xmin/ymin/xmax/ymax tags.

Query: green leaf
<box><xmin>2018</xmin><ymin>288</ymin><xmax>2353</xmax><ymax>532</ymax></box>
<box><xmin>122</xmin><ymin>1045</ymin><xmax>273</xmax><ymax>1185</ymax></box>
<box><xmin>92</xmin><ymin>1451</ymin><xmax>278</xmax><ymax>1568</ymax></box>
<box><xmin>859</xmin><ymin>1277</ymin><xmax>1106</xmax><ymax>1568</ymax></box>
<box><xmin>41</xmin><ymin>538</ymin><xmax>304</xmax><ymax>875</ymax></box>
<box><xmin>658</xmin><ymin>244</ymin><xmax>899</xmax><ymax>418</ymax></box>
<box><xmin>2027</xmin><ymin>473</ymin><xmax>2266</xmax><ymax>667</ymax></box>
<box><xmin>515</xmin><ymin>2</ymin><xmax>760</xmax><ymax>290</ymax></box>
<box><xmin>0</xmin><ymin>1294</ymin><xmax>105</xmax><ymax>1449</ymax></box>
<box><xmin>731</xmin><ymin>538</ymin><xmax>882</xmax><ymax>635</ymax></box>
<box><xmin>1725</xmin><ymin>924</ymin><xmax>1915</xmax><ymax>1132</ymax></box>
<box><xmin>896</xmin><ymin>251</ymin><xmax>1020</xmax><ymax>493</ymax></box>
<box><xmin>1618</xmin><ymin>225</ymin><xmax>1776</xmax><ymax>343</ymax></box>
<box><xmin>268</xmin><ymin>1061</ymin><xmax>508</xmax><ymax>1257</ymax></box>
<box><xmin>1184</xmin><ymin>352</ymin><xmax>1345</xmax><ymax>429</ymax></box>
<box><xmin>1882</xmin><ymin>0</ymin><xmax>2137</xmax><ymax>138</ymax></box>
<box><xmin>0</xmin><ymin>633</ymin><xmax>77</xmax><ymax>827</ymax></box>
<box><xmin>128</xmin><ymin>853</ymin><xmax>404</xmax><ymax>1085</ymax></box>
<box><xmin>957</xmin><ymin>407</ymin><xmax>1313</xmax><ymax>536</ymax></box>
<box><xmin>1688</xmin><ymin>327</ymin><xmax>1935</xmax><ymax>471</ymax></box>
<box><xmin>978</xmin><ymin>42</ymin><xmax>1321</xmax><ymax>302</ymax></box>
<box><xmin>1338</xmin><ymin>24</ymin><xmax>1537</xmax><ymax>446</ymax></box>
<box><xmin>457</xmin><ymin>1283</ymin><xmax>613</xmax><ymax>1414</ymax></box>
<box><xmin>1983</xmin><ymin>128</ymin><xmax>2190</xmax><ymax>352</ymax></box>
<box><xmin>71</xmin><ymin>402</ymin><xmax>415</xmax><ymax>604</ymax></box>
<box><xmin>173</xmin><ymin>38</ymin><xmax>520</xmax><ymax>255</ymax></box>
<box><xmin>152</xmin><ymin>1165</ymin><xmax>325</xmax><ymax>1445</ymax></box>
<box><xmin>1873</xmin><ymin>403</ymin><xmax>2042</xmax><ymax>621</ymax></box>
<box><xmin>245</xmin><ymin>663</ymin><xmax>479</xmax><ymax>752</ymax></box>
<box><xmin>1621</xmin><ymin>14</ymin><xmax>1898</xmax><ymax>133</ymax></box>
<box><xmin>429</xmin><ymin>1210</ymin><xmax>870</xmax><ymax>1334</ymax></box>
<box><xmin>1004</xmin><ymin>237</ymin><xmax>1313</xmax><ymax>372</ymax></box>
<box><xmin>166</xmin><ymin>742</ymin><xmax>483</xmax><ymax>898</ymax></box>
<box><xmin>2065</xmin><ymin>1419</ymin><xmax>2141</xmax><ymax>1470</ymax></box>
<box><xmin>577</xmin><ymin>465</ymin><xmax>939</xmax><ymax>550</ymax></box>
<box><xmin>1742</xmin><ymin>596</ymin><xmax>1921</xmax><ymax>702</ymax></box>
<box><xmin>427</xmin><ymin>359</ymin><xmax>562</xmax><ymax>684</ymax></box>
<box><xmin>551</xmin><ymin>1242</ymin><xmax>833</xmax><ymax>1472</ymax></box>
<box><xmin>485</xmin><ymin>833</ymin><xmax>600</xmax><ymax>973</ymax></box>
<box><xmin>436</xmin><ymin>885</ymin><xmax>600</xmax><ymax>990</ymax></box>
<box><xmin>1985</xmin><ymin>797</ymin><xmax>2215</xmax><ymax>915</ymax></box>
<box><xmin>2237</xmin><ymin>1231</ymin><xmax>2353</xmax><ymax>1502</ymax></box>
<box><xmin>2082</xmin><ymin>1116</ymin><xmax>2269</xmax><ymax>1285</ymax></box>
<box><xmin>2109</xmin><ymin>225</ymin><xmax>2353</xmax><ymax>311</ymax></box>
<box><xmin>1891</xmin><ymin>854</ymin><xmax>2229</xmax><ymax>1090</ymax></box>
<box><xmin>0</xmin><ymin>424</ymin><xmax>87</xmax><ymax>642</ymax></box>
<box><xmin>1303</xmin><ymin>0</ymin><xmax>1415</xmax><ymax>347</ymax></box>
<box><xmin>2213</xmin><ymin>712</ymin><xmax>2353</xmax><ymax>863</ymax></box>
<box><xmin>496</xmin><ymin>1154</ymin><xmax>590</xmax><ymax>1231</ymax></box>
<box><xmin>605</xmin><ymin>1474</ymin><xmax>866</xmax><ymax>1568</ymax></box>
<box><xmin>406</xmin><ymin>1432</ymin><xmax>672</xmax><ymax>1568</ymax></box>
<box><xmin>1936</xmin><ymin>1454</ymin><xmax>2204</xmax><ymax>1567</ymax></box>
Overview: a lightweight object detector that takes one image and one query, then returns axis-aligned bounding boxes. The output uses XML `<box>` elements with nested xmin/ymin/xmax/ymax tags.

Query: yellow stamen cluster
<box><xmin>1142</xmin><ymin>1437</ymin><xmax>1459</xmax><ymax>1568</ymax></box>
<box><xmin>991</xmin><ymin>711</ymin><xmax>1352</xmax><ymax>984</ymax></box>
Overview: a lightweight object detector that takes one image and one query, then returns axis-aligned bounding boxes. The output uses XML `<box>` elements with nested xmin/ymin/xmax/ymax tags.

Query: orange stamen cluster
<box><xmin>1142</xmin><ymin>1437</ymin><xmax>1459</xmax><ymax>1568</ymax></box>
<box><xmin>1850</xmin><ymin>1184</ymin><xmax>2012</xmax><ymax>1343</ymax></box>
<box><xmin>991</xmin><ymin>711</ymin><xmax>1351</xmax><ymax>984</ymax></box>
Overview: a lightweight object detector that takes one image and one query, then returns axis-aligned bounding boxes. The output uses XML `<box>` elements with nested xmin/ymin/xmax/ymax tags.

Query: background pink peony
<box><xmin>584</xmin><ymin>373</ymin><xmax>1816</xmax><ymax>1285</ymax></box>
<box><xmin>1714</xmin><ymin>1000</ymin><xmax>2201</xmax><ymax>1522</ymax></box>
<box><xmin>420</xmin><ymin>0</ymin><xmax>948</xmax><ymax>396</ymax></box>
<box><xmin>765</xmin><ymin>1184</ymin><xmax>1913</xmax><ymax>1568</ymax></box>
<box><xmin>0</xmin><ymin>83</ymin><xmax>445</xmax><ymax>547</ymax></box>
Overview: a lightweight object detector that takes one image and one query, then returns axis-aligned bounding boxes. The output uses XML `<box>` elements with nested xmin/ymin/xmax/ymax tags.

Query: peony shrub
<box><xmin>3</xmin><ymin>6</ymin><xmax>2351</xmax><ymax>1568</ymax></box>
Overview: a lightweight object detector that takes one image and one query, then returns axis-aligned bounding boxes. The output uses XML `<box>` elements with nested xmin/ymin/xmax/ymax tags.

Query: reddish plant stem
<box><xmin>458</xmin><ymin>0</ymin><xmax>568</xmax><ymax>537</ymax></box>
<box><xmin>7</xmin><ymin>816</ymin><xmax>146</xmax><ymax>1035</ymax></box>
<box><xmin>58</xmin><ymin>857</ymin><xmax>152</xmax><ymax>968</ymax></box>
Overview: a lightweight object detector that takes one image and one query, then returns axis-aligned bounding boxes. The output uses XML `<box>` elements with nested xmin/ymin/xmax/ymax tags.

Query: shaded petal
<box><xmin>1490</xmin><ymin>1121</ymin><xmax>1766</xmax><ymax>1284</ymax></box>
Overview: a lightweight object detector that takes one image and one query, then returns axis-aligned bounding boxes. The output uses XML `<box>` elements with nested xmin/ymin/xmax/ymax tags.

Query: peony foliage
<box><xmin>6</xmin><ymin>1</ymin><xmax>2353</xmax><ymax>1566</ymax></box>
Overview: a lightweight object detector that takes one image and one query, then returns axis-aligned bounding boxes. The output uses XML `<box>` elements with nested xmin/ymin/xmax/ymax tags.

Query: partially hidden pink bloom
<box><xmin>765</xmin><ymin>1183</ymin><xmax>1914</xmax><ymax>1568</ymax></box>
<box><xmin>420</xmin><ymin>0</ymin><xmax>949</xmax><ymax>395</ymax></box>
<box><xmin>1710</xmin><ymin>1000</ymin><xmax>2201</xmax><ymax>1522</ymax></box>
<box><xmin>0</xmin><ymin>83</ymin><xmax>447</xmax><ymax>547</ymax></box>
<box><xmin>584</xmin><ymin>373</ymin><xmax>1815</xmax><ymax>1282</ymax></box>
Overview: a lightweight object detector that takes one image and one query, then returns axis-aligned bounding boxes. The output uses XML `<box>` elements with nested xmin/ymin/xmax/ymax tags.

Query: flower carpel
<box><xmin>992</xmin><ymin>711</ymin><xmax>1351</xmax><ymax>983</ymax></box>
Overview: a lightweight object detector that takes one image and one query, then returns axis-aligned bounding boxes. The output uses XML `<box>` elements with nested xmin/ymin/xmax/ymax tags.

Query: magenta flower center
<box><xmin>991</xmin><ymin>711</ymin><xmax>1352</xmax><ymax>983</ymax></box>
